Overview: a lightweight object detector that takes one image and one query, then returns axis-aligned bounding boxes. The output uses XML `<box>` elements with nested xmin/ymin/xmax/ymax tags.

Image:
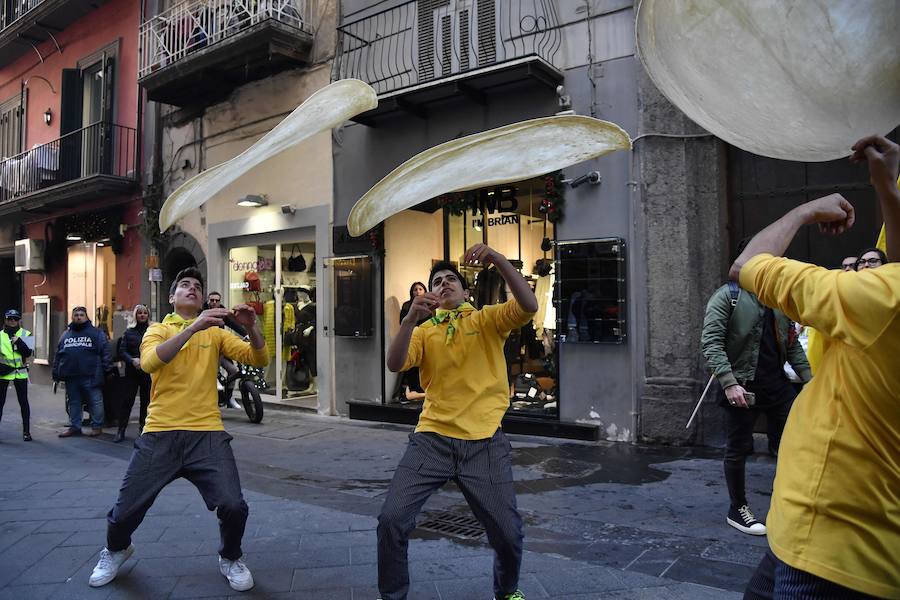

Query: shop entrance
<box><xmin>384</xmin><ymin>176</ymin><xmax>559</xmax><ymax>418</ymax></box>
<box><xmin>66</xmin><ymin>242</ymin><xmax>116</xmax><ymax>337</ymax></box>
<box><xmin>227</xmin><ymin>240</ymin><xmax>317</xmax><ymax>409</ymax></box>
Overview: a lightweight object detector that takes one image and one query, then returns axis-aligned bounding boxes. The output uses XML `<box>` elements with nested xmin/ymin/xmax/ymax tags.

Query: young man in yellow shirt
<box><xmin>381</xmin><ymin>244</ymin><xmax>538</xmax><ymax>600</ymax></box>
<box><xmin>89</xmin><ymin>268</ymin><xmax>268</xmax><ymax>592</ymax></box>
<box><xmin>732</xmin><ymin>135</ymin><xmax>900</xmax><ymax>599</ymax></box>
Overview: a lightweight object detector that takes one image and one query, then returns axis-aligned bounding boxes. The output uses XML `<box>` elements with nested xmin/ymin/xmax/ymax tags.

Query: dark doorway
<box><xmin>159</xmin><ymin>248</ymin><xmax>198</xmax><ymax>314</ymax></box>
<box><xmin>0</xmin><ymin>257</ymin><xmax>18</xmax><ymax>314</ymax></box>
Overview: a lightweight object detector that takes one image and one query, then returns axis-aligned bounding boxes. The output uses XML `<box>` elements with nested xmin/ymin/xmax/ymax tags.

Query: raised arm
<box><xmin>464</xmin><ymin>244</ymin><xmax>538</xmax><ymax>313</ymax></box>
<box><xmin>850</xmin><ymin>135</ymin><xmax>899</xmax><ymax>261</ymax></box>
<box><xmin>386</xmin><ymin>293</ymin><xmax>435</xmax><ymax>372</ymax></box>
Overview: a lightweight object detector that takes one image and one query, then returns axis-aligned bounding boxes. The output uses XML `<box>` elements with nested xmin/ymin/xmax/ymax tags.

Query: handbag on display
<box><xmin>244</xmin><ymin>271</ymin><xmax>261</xmax><ymax>292</ymax></box>
<box><xmin>307</xmin><ymin>254</ymin><xmax>316</xmax><ymax>274</ymax></box>
<box><xmin>286</xmin><ymin>355</ymin><xmax>310</xmax><ymax>390</ymax></box>
<box><xmin>247</xmin><ymin>292</ymin><xmax>264</xmax><ymax>315</ymax></box>
<box><xmin>287</xmin><ymin>245</ymin><xmax>307</xmax><ymax>272</ymax></box>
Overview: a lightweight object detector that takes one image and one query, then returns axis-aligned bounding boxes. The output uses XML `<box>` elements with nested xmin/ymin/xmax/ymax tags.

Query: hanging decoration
<box><xmin>539</xmin><ymin>170</ymin><xmax>565</xmax><ymax>224</ymax></box>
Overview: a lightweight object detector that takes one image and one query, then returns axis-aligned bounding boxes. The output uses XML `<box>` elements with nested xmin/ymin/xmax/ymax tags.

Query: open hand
<box><xmin>231</xmin><ymin>304</ymin><xmax>258</xmax><ymax>330</ymax></box>
<box><xmin>799</xmin><ymin>193</ymin><xmax>855</xmax><ymax>236</ymax></box>
<box><xmin>402</xmin><ymin>292</ymin><xmax>440</xmax><ymax>325</ymax></box>
<box><xmin>850</xmin><ymin>135</ymin><xmax>899</xmax><ymax>189</ymax></box>
<box><xmin>464</xmin><ymin>243</ymin><xmax>500</xmax><ymax>266</ymax></box>
<box><xmin>131</xmin><ymin>358</ymin><xmax>141</xmax><ymax>370</ymax></box>
<box><xmin>188</xmin><ymin>308</ymin><xmax>230</xmax><ymax>333</ymax></box>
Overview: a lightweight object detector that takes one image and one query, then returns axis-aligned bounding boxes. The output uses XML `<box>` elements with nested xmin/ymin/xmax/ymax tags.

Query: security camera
<box><xmin>281</xmin><ymin>204</ymin><xmax>296</xmax><ymax>215</ymax></box>
<box><xmin>568</xmin><ymin>171</ymin><xmax>601</xmax><ymax>188</ymax></box>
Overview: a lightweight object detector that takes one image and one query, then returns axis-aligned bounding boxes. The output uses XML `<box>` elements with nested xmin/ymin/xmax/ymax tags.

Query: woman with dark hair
<box><xmin>855</xmin><ymin>247</ymin><xmax>888</xmax><ymax>271</ymax></box>
<box><xmin>399</xmin><ymin>282</ymin><xmax>427</xmax><ymax>325</ymax></box>
<box><xmin>114</xmin><ymin>305</ymin><xmax>152</xmax><ymax>443</ymax></box>
<box><xmin>397</xmin><ymin>282</ymin><xmax>428</xmax><ymax>402</ymax></box>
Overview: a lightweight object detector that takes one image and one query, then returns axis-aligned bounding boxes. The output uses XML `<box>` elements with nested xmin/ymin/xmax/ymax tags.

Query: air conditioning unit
<box><xmin>15</xmin><ymin>239</ymin><xmax>44</xmax><ymax>272</ymax></box>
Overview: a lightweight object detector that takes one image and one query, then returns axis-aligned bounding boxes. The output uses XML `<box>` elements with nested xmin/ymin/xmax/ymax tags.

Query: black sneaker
<box><xmin>727</xmin><ymin>504</ymin><xmax>767</xmax><ymax>535</ymax></box>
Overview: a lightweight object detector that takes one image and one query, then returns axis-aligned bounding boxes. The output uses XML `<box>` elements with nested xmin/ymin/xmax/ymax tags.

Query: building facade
<box><xmin>0</xmin><ymin>0</ymin><xmax>144</xmax><ymax>383</ymax></box>
<box><xmin>328</xmin><ymin>0</ymin><xmax>889</xmax><ymax>444</ymax></box>
<box><xmin>144</xmin><ymin>0</ymin><xmax>339</xmax><ymax>413</ymax></box>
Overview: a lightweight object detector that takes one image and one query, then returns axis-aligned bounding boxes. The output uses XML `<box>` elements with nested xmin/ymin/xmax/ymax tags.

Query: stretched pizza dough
<box><xmin>347</xmin><ymin>115</ymin><xmax>631</xmax><ymax>236</ymax></box>
<box><xmin>636</xmin><ymin>0</ymin><xmax>900</xmax><ymax>161</ymax></box>
<box><xmin>159</xmin><ymin>79</ymin><xmax>378</xmax><ymax>231</ymax></box>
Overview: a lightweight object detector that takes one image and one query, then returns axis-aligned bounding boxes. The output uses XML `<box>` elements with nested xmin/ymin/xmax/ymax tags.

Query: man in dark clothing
<box><xmin>701</xmin><ymin>282</ymin><xmax>811</xmax><ymax>536</ymax></box>
<box><xmin>1</xmin><ymin>308</ymin><xmax>33</xmax><ymax>441</ymax></box>
<box><xmin>207</xmin><ymin>292</ymin><xmax>247</xmax><ymax>408</ymax></box>
<box><xmin>53</xmin><ymin>306</ymin><xmax>112</xmax><ymax>437</ymax></box>
<box><xmin>114</xmin><ymin>305</ymin><xmax>152</xmax><ymax>442</ymax></box>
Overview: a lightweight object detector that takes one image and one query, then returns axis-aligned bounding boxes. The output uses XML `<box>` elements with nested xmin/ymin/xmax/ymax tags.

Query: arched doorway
<box><xmin>157</xmin><ymin>231</ymin><xmax>206</xmax><ymax>317</ymax></box>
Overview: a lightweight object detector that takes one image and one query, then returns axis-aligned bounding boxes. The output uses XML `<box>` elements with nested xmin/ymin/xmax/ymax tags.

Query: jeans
<box><xmin>106</xmin><ymin>430</ymin><xmax>248</xmax><ymax>560</ymax></box>
<box><xmin>65</xmin><ymin>376</ymin><xmax>104</xmax><ymax>429</ymax></box>
<box><xmin>745</xmin><ymin>549</ymin><xmax>880</xmax><ymax>599</ymax></box>
<box><xmin>378</xmin><ymin>430</ymin><xmax>522</xmax><ymax>600</ymax></box>
<box><xmin>724</xmin><ymin>384</ymin><xmax>794</xmax><ymax>508</ymax></box>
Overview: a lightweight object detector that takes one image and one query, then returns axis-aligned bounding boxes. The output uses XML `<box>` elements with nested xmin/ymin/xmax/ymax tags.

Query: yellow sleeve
<box><xmin>140</xmin><ymin>324</ymin><xmax>170</xmax><ymax>373</ymax></box>
<box><xmin>740</xmin><ymin>254</ymin><xmax>900</xmax><ymax>349</ymax></box>
<box><xmin>218</xmin><ymin>328</ymin><xmax>269</xmax><ymax>367</ymax></box>
<box><xmin>486</xmin><ymin>299</ymin><xmax>536</xmax><ymax>334</ymax></box>
<box><xmin>400</xmin><ymin>326</ymin><xmax>424</xmax><ymax>371</ymax></box>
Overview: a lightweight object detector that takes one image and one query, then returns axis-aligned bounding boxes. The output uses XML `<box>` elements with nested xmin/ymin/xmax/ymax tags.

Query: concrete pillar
<box><xmin>635</xmin><ymin>67</ymin><xmax>730</xmax><ymax>445</ymax></box>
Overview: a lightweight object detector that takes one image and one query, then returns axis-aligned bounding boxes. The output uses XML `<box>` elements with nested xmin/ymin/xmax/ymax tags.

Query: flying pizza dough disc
<box><xmin>347</xmin><ymin>116</ymin><xmax>631</xmax><ymax>236</ymax></box>
<box><xmin>159</xmin><ymin>79</ymin><xmax>377</xmax><ymax>231</ymax></box>
<box><xmin>636</xmin><ymin>0</ymin><xmax>900</xmax><ymax>161</ymax></box>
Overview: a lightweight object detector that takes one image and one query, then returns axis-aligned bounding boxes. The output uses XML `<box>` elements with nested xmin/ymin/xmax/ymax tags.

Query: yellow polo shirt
<box><xmin>741</xmin><ymin>254</ymin><xmax>900</xmax><ymax>598</ymax></box>
<box><xmin>402</xmin><ymin>300</ymin><xmax>535</xmax><ymax>440</ymax></box>
<box><xmin>140</xmin><ymin>315</ymin><xmax>268</xmax><ymax>432</ymax></box>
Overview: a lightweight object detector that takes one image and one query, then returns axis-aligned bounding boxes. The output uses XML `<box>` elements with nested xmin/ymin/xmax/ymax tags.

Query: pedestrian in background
<box><xmin>855</xmin><ymin>246</ymin><xmax>887</xmax><ymax>270</ymax></box>
<box><xmin>114</xmin><ymin>305</ymin><xmax>152</xmax><ymax>443</ymax></box>
<box><xmin>53</xmin><ymin>306</ymin><xmax>111</xmax><ymax>437</ymax></box>
<box><xmin>700</xmin><ymin>251</ymin><xmax>811</xmax><ymax>536</ymax></box>
<box><xmin>0</xmin><ymin>309</ymin><xmax>32</xmax><ymax>441</ymax></box>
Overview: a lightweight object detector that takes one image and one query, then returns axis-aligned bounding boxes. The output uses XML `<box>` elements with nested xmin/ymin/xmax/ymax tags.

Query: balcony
<box><xmin>334</xmin><ymin>0</ymin><xmax>564</xmax><ymax>124</ymax></box>
<box><xmin>139</xmin><ymin>0</ymin><xmax>315</xmax><ymax>107</ymax></box>
<box><xmin>0</xmin><ymin>122</ymin><xmax>138</xmax><ymax>218</ymax></box>
<box><xmin>0</xmin><ymin>0</ymin><xmax>111</xmax><ymax>66</ymax></box>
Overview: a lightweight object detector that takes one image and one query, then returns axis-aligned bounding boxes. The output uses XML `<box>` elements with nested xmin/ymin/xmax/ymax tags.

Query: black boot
<box><xmin>113</xmin><ymin>426</ymin><xmax>126</xmax><ymax>443</ymax></box>
<box><xmin>23</xmin><ymin>431</ymin><xmax>32</xmax><ymax>442</ymax></box>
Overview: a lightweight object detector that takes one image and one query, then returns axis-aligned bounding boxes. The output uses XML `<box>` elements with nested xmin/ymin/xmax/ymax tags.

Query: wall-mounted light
<box><xmin>236</xmin><ymin>194</ymin><xmax>267</xmax><ymax>208</ymax></box>
<box><xmin>66</xmin><ymin>233</ymin><xmax>83</xmax><ymax>241</ymax></box>
<box><xmin>43</xmin><ymin>108</ymin><xmax>52</xmax><ymax>126</ymax></box>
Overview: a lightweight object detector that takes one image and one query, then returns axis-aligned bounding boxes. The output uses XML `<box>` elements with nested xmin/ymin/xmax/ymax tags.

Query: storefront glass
<box><xmin>227</xmin><ymin>240</ymin><xmax>317</xmax><ymax>408</ymax></box>
<box><xmin>384</xmin><ymin>177</ymin><xmax>559</xmax><ymax>418</ymax></box>
<box><xmin>67</xmin><ymin>242</ymin><xmax>116</xmax><ymax>337</ymax></box>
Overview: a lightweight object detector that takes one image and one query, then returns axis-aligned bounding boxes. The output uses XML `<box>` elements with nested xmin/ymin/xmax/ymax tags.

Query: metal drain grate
<box><xmin>417</xmin><ymin>511</ymin><xmax>485</xmax><ymax>540</ymax></box>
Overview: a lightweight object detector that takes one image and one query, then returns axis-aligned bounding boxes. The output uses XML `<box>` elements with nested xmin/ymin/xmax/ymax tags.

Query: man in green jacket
<box><xmin>1</xmin><ymin>309</ymin><xmax>32</xmax><ymax>441</ymax></box>
<box><xmin>701</xmin><ymin>277</ymin><xmax>811</xmax><ymax>536</ymax></box>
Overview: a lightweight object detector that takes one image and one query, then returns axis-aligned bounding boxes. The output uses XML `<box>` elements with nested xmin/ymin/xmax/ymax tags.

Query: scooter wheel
<box><xmin>240</xmin><ymin>380</ymin><xmax>264</xmax><ymax>424</ymax></box>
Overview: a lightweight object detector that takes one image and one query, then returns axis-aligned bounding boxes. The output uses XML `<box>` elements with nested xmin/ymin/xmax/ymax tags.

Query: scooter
<box><xmin>217</xmin><ymin>360</ymin><xmax>264</xmax><ymax>424</ymax></box>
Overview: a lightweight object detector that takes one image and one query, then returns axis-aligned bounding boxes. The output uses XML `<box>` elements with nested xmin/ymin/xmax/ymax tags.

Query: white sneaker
<box><xmin>219</xmin><ymin>556</ymin><xmax>254</xmax><ymax>591</ymax></box>
<box><xmin>89</xmin><ymin>545</ymin><xmax>135</xmax><ymax>587</ymax></box>
<box><xmin>228</xmin><ymin>398</ymin><xmax>242</xmax><ymax>409</ymax></box>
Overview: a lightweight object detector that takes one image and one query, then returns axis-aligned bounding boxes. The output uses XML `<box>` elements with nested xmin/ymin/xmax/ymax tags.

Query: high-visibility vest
<box><xmin>0</xmin><ymin>327</ymin><xmax>30</xmax><ymax>380</ymax></box>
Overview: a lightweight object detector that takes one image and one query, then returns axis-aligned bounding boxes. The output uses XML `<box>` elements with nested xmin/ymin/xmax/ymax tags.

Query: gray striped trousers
<box><xmin>377</xmin><ymin>429</ymin><xmax>523</xmax><ymax>600</ymax></box>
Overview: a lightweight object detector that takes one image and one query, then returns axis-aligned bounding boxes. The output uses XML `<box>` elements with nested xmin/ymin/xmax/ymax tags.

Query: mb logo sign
<box><xmin>469</xmin><ymin>187</ymin><xmax>519</xmax><ymax>228</ymax></box>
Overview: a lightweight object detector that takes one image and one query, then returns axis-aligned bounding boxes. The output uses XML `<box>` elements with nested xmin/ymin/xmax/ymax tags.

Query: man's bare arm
<box><xmin>466</xmin><ymin>244</ymin><xmax>538</xmax><ymax>312</ymax></box>
<box><xmin>850</xmin><ymin>135</ymin><xmax>899</xmax><ymax>261</ymax></box>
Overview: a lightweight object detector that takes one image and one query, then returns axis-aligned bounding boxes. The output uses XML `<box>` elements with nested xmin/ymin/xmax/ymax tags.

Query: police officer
<box><xmin>1</xmin><ymin>309</ymin><xmax>32</xmax><ymax>441</ymax></box>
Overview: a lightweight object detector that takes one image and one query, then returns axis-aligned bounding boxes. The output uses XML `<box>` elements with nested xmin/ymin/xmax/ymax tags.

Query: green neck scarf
<box><xmin>162</xmin><ymin>312</ymin><xmax>198</xmax><ymax>331</ymax></box>
<box><xmin>430</xmin><ymin>302</ymin><xmax>475</xmax><ymax>345</ymax></box>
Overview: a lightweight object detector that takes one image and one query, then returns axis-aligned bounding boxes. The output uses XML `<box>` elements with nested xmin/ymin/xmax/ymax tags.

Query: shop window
<box><xmin>334</xmin><ymin>256</ymin><xmax>374</xmax><ymax>337</ymax></box>
<box><xmin>556</xmin><ymin>238</ymin><xmax>626</xmax><ymax>344</ymax></box>
<box><xmin>31</xmin><ymin>295</ymin><xmax>51</xmax><ymax>365</ymax></box>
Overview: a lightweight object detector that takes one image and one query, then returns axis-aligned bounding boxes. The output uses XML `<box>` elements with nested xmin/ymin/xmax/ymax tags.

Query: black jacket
<box><xmin>117</xmin><ymin>322</ymin><xmax>150</xmax><ymax>378</ymax></box>
<box><xmin>52</xmin><ymin>320</ymin><xmax>111</xmax><ymax>386</ymax></box>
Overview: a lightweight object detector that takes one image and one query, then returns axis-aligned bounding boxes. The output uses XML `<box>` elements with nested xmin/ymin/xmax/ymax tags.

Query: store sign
<box><xmin>148</xmin><ymin>268</ymin><xmax>163</xmax><ymax>282</ymax></box>
<box><xmin>230</xmin><ymin>282</ymin><xmax>250</xmax><ymax>290</ymax></box>
<box><xmin>475</xmin><ymin>213</ymin><xmax>520</xmax><ymax>228</ymax></box>
<box><xmin>469</xmin><ymin>188</ymin><xmax>520</xmax><ymax>229</ymax></box>
<box><xmin>229</xmin><ymin>257</ymin><xmax>274</xmax><ymax>271</ymax></box>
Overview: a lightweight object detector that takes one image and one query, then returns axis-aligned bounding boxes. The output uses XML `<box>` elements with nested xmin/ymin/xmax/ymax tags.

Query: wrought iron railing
<box><xmin>139</xmin><ymin>0</ymin><xmax>315</xmax><ymax>78</ymax></box>
<box><xmin>0</xmin><ymin>122</ymin><xmax>137</xmax><ymax>203</ymax></box>
<box><xmin>334</xmin><ymin>0</ymin><xmax>562</xmax><ymax>96</ymax></box>
<box><xmin>0</xmin><ymin>0</ymin><xmax>45</xmax><ymax>32</ymax></box>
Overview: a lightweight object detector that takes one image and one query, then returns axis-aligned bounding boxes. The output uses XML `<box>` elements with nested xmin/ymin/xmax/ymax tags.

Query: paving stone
<box><xmin>12</xmin><ymin>544</ymin><xmax>97</xmax><ymax>585</ymax></box>
<box><xmin>0</xmin><ymin>583</ymin><xmax>61</xmax><ymax>600</ymax></box>
<box><xmin>104</xmin><ymin>576</ymin><xmax>180</xmax><ymax>600</ymax></box>
<box><xmin>0</xmin><ymin>531</ymin><xmax>70</xmax><ymax>587</ymax></box>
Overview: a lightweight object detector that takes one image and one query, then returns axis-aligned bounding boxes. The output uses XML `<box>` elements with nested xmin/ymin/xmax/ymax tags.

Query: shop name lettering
<box><xmin>230</xmin><ymin>258</ymin><xmax>274</xmax><ymax>271</ymax></box>
<box><xmin>470</xmin><ymin>196</ymin><xmax>519</xmax><ymax>228</ymax></box>
<box><xmin>473</xmin><ymin>213</ymin><xmax>520</xmax><ymax>228</ymax></box>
